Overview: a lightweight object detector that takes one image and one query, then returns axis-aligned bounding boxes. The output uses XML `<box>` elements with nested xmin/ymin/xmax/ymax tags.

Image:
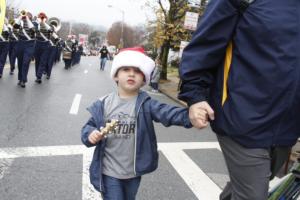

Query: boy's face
<box><xmin>114</xmin><ymin>67</ymin><xmax>145</xmax><ymax>95</ymax></box>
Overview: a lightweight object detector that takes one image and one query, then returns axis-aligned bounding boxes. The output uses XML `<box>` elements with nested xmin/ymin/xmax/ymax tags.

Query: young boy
<box><xmin>81</xmin><ymin>47</ymin><xmax>192</xmax><ymax>200</ymax></box>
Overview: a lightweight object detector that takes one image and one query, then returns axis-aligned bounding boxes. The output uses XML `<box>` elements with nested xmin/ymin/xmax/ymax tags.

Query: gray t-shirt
<box><xmin>102</xmin><ymin>92</ymin><xmax>137</xmax><ymax>179</ymax></box>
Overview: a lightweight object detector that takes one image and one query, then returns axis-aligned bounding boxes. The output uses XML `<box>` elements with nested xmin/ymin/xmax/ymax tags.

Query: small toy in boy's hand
<box><xmin>99</xmin><ymin>119</ymin><xmax>119</xmax><ymax>137</ymax></box>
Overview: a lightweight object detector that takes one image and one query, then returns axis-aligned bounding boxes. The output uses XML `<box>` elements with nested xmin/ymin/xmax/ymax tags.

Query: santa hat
<box><xmin>111</xmin><ymin>47</ymin><xmax>155</xmax><ymax>84</ymax></box>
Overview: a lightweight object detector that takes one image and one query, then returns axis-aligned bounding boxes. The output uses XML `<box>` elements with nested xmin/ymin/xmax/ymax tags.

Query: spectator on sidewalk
<box><xmin>81</xmin><ymin>47</ymin><xmax>192</xmax><ymax>200</ymax></box>
<box><xmin>178</xmin><ymin>0</ymin><xmax>300</xmax><ymax>200</ymax></box>
<box><xmin>150</xmin><ymin>58</ymin><xmax>161</xmax><ymax>93</ymax></box>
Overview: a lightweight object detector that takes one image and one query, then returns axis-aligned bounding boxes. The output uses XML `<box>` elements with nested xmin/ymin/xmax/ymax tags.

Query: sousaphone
<box><xmin>48</xmin><ymin>17</ymin><xmax>61</xmax><ymax>32</ymax></box>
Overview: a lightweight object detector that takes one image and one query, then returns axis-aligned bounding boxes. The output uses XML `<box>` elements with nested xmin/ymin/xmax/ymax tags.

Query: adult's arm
<box><xmin>178</xmin><ymin>0</ymin><xmax>241</xmax><ymax>106</ymax></box>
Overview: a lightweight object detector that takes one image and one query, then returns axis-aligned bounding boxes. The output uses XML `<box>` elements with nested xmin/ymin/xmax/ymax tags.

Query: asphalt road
<box><xmin>0</xmin><ymin>57</ymin><xmax>229</xmax><ymax>200</ymax></box>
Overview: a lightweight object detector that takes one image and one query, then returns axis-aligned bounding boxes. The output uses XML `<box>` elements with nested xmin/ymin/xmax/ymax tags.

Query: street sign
<box><xmin>179</xmin><ymin>41</ymin><xmax>189</xmax><ymax>58</ymax></box>
<box><xmin>184</xmin><ymin>12</ymin><xmax>199</xmax><ymax>31</ymax></box>
<box><xmin>79</xmin><ymin>34</ymin><xmax>89</xmax><ymax>46</ymax></box>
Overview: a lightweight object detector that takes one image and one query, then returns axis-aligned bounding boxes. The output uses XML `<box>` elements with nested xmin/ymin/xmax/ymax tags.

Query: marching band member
<box><xmin>71</xmin><ymin>35</ymin><xmax>78</xmax><ymax>66</ymax></box>
<box><xmin>77</xmin><ymin>44</ymin><xmax>83</xmax><ymax>64</ymax></box>
<box><xmin>8</xmin><ymin>19</ymin><xmax>19</xmax><ymax>75</ymax></box>
<box><xmin>34</xmin><ymin>12</ymin><xmax>52</xmax><ymax>84</ymax></box>
<box><xmin>45</xmin><ymin>25</ymin><xmax>59</xmax><ymax>79</ymax></box>
<box><xmin>63</xmin><ymin>35</ymin><xmax>74</xmax><ymax>69</ymax></box>
<box><xmin>55</xmin><ymin>38</ymin><xmax>64</xmax><ymax>63</ymax></box>
<box><xmin>0</xmin><ymin>19</ymin><xmax>10</xmax><ymax>78</ymax></box>
<box><xmin>14</xmin><ymin>10</ymin><xmax>36</xmax><ymax>88</ymax></box>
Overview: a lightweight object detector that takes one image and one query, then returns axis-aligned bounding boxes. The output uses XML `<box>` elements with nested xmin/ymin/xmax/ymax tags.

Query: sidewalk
<box><xmin>159</xmin><ymin>75</ymin><xmax>187</xmax><ymax>106</ymax></box>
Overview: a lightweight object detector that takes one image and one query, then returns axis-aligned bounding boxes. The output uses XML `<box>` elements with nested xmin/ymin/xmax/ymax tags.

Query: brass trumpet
<box><xmin>20</xmin><ymin>10</ymin><xmax>27</xmax><ymax>19</ymax></box>
<box><xmin>19</xmin><ymin>10</ymin><xmax>32</xmax><ymax>20</ymax></box>
<box><xmin>37</xmin><ymin>12</ymin><xmax>47</xmax><ymax>22</ymax></box>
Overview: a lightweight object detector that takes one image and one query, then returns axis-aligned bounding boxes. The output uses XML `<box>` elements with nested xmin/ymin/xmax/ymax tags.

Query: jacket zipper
<box><xmin>133</xmin><ymin>96</ymin><xmax>149</xmax><ymax>175</ymax></box>
<box><xmin>98</xmin><ymin>98</ymin><xmax>107</xmax><ymax>192</ymax></box>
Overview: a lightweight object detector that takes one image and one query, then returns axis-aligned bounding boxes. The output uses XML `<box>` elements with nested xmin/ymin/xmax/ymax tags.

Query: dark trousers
<box><xmin>0</xmin><ymin>42</ymin><xmax>10</xmax><ymax>75</ymax></box>
<box><xmin>218</xmin><ymin>135</ymin><xmax>290</xmax><ymax>200</ymax></box>
<box><xmin>74</xmin><ymin>51</ymin><xmax>81</xmax><ymax>65</ymax></box>
<box><xmin>64</xmin><ymin>59</ymin><xmax>72</xmax><ymax>69</ymax></box>
<box><xmin>77</xmin><ymin>51</ymin><xmax>81</xmax><ymax>64</ymax></box>
<box><xmin>151</xmin><ymin>82</ymin><xmax>159</xmax><ymax>90</ymax></box>
<box><xmin>46</xmin><ymin>46</ymin><xmax>56</xmax><ymax>77</ymax></box>
<box><xmin>100</xmin><ymin>57</ymin><xmax>107</xmax><ymax>70</ymax></box>
<box><xmin>102</xmin><ymin>175</ymin><xmax>141</xmax><ymax>200</ymax></box>
<box><xmin>55</xmin><ymin>47</ymin><xmax>61</xmax><ymax>63</ymax></box>
<box><xmin>35</xmin><ymin>40</ymin><xmax>50</xmax><ymax>79</ymax></box>
<box><xmin>9</xmin><ymin>41</ymin><xmax>18</xmax><ymax>72</ymax></box>
<box><xmin>53</xmin><ymin>47</ymin><xmax>58</xmax><ymax>63</ymax></box>
<box><xmin>57</xmin><ymin>48</ymin><xmax>62</xmax><ymax>62</ymax></box>
<box><xmin>17</xmin><ymin>40</ymin><xmax>35</xmax><ymax>82</ymax></box>
<box><xmin>71</xmin><ymin>51</ymin><xmax>76</xmax><ymax>66</ymax></box>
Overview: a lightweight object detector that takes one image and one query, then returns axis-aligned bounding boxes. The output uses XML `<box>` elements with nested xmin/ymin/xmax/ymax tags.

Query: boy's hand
<box><xmin>189</xmin><ymin>101</ymin><xmax>215</xmax><ymax>129</ymax></box>
<box><xmin>88</xmin><ymin>129</ymin><xmax>104</xmax><ymax>144</ymax></box>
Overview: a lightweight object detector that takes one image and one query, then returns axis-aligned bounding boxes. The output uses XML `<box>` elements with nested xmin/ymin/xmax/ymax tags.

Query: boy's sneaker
<box><xmin>151</xmin><ymin>89</ymin><xmax>159</xmax><ymax>93</ymax></box>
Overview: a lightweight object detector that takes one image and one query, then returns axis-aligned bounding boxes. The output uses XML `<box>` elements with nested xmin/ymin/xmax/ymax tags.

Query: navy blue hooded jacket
<box><xmin>81</xmin><ymin>91</ymin><xmax>192</xmax><ymax>192</ymax></box>
<box><xmin>179</xmin><ymin>0</ymin><xmax>300</xmax><ymax>148</ymax></box>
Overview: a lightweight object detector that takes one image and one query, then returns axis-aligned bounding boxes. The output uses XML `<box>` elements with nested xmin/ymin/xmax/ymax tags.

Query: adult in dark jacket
<box><xmin>179</xmin><ymin>0</ymin><xmax>300</xmax><ymax>199</ymax></box>
<box><xmin>99</xmin><ymin>45</ymin><xmax>109</xmax><ymax>70</ymax></box>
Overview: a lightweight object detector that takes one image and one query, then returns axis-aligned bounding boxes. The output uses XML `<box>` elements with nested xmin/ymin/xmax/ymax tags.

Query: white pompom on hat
<box><xmin>111</xmin><ymin>47</ymin><xmax>155</xmax><ymax>84</ymax></box>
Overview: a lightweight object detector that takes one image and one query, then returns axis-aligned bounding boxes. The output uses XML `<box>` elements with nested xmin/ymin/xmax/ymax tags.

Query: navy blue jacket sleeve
<box><xmin>81</xmin><ymin>117</ymin><xmax>98</xmax><ymax>147</ymax></box>
<box><xmin>178</xmin><ymin>0</ymin><xmax>240</xmax><ymax>106</ymax></box>
<box><xmin>150</xmin><ymin>100</ymin><xmax>192</xmax><ymax>128</ymax></box>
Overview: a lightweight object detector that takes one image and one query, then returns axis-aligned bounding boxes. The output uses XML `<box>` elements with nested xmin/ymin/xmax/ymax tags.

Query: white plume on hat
<box><xmin>110</xmin><ymin>47</ymin><xmax>155</xmax><ymax>84</ymax></box>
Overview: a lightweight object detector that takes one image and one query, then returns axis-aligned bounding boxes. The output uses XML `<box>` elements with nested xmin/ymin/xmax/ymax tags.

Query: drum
<box><xmin>63</xmin><ymin>51</ymin><xmax>72</xmax><ymax>60</ymax></box>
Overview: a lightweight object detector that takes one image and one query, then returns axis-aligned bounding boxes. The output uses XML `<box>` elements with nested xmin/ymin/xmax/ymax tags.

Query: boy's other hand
<box><xmin>88</xmin><ymin>129</ymin><xmax>104</xmax><ymax>144</ymax></box>
<box><xmin>189</xmin><ymin>101</ymin><xmax>215</xmax><ymax>129</ymax></box>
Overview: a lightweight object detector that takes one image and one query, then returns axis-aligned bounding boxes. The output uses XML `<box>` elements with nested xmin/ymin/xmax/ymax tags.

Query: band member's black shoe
<box><xmin>20</xmin><ymin>82</ymin><xmax>26</xmax><ymax>88</ymax></box>
<box><xmin>35</xmin><ymin>79</ymin><xmax>42</xmax><ymax>84</ymax></box>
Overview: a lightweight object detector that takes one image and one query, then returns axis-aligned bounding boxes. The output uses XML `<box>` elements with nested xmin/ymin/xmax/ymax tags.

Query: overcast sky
<box><xmin>6</xmin><ymin>0</ymin><xmax>154</xmax><ymax>28</ymax></box>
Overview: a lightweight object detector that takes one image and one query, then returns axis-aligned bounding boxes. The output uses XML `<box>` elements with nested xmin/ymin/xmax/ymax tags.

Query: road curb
<box><xmin>159</xmin><ymin>88</ymin><xmax>187</xmax><ymax>107</ymax></box>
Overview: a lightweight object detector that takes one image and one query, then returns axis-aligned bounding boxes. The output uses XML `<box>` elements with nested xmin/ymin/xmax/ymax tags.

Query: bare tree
<box><xmin>106</xmin><ymin>22</ymin><xmax>142</xmax><ymax>48</ymax></box>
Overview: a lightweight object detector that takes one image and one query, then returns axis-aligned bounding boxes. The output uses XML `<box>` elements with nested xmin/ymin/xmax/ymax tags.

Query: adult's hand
<box><xmin>189</xmin><ymin>101</ymin><xmax>215</xmax><ymax>129</ymax></box>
